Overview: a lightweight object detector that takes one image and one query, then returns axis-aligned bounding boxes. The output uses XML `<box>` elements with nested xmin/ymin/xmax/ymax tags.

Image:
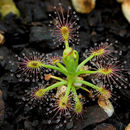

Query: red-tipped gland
<box><xmin>50</xmin><ymin>56</ymin><xmax>60</xmax><ymax>64</ymax></box>
<box><xmin>46</xmin><ymin>54</ymin><xmax>62</xmax><ymax>65</ymax></box>
<box><xmin>22</xmin><ymin>86</ymin><xmax>46</xmax><ymax>110</ymax></box>
<box><xmin>49</xmin><ymin>3</ymin><xmax>80</xmax><ymax>46</ymax></box>
<box><xmin>85</xmin><ymin>42</ymin><xmax>113</xmax><ymax>60</ymax></box>
<box><xmin>15</xmin><ymin>51</ymin><xmax>46</xmax><ymax>82</ymax></box>
<box><xmin>52</xmin><ymin>59</ymin><xmax>59</xmax><ymax>64</ymax></box>
<box><xmin>94</xmin><ymin>61</ymin><xmax>128</xmax><ymax>88</ymax></box>
<box><xmin>52</xmin><ymin>96</ymin><xmax>73</xmax><ymax>116</ymax></box>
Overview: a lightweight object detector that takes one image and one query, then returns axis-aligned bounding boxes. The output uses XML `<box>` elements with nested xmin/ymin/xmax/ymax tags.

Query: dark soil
<box><xmin>0</xmin><ymin>0</ymin><xmax>130</xmax><ymax>130</ymax></box>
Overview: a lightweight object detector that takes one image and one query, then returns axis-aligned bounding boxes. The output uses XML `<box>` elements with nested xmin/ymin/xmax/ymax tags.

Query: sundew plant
<box><xmin>14</xmin><ymin>3</ymin><xmax>129</xmax><ymax>125</ymax></box>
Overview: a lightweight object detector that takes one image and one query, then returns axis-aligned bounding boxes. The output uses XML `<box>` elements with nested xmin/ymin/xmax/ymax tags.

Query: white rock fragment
<box><xmin>116</xmin><ymin>0</ymin><xmax>124</xmax><ymax>3</ymax></box>
<box><xmin>125</xmin><ymin>123</ymin><xmax>130</xmax><ymax>130</ymax></box>
<box><xmin>122</xmin><ymin>0</ymin><xmax>130</xmax><ymax>23</ymax></box>
<box><xmin>71</xmin><ymin>0</ymin><xmax>96</xmax><ymax>14</ymax></box>
<box><xmin>101</xmin><ymin>100</ymin><xmax>114</xmax><ymax>117</ymax></box>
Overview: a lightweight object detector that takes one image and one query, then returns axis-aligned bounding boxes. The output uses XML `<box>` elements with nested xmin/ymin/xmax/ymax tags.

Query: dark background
<box><xmin>0</xmin><ymin>0</ymin><xmax>130</xmax><ymax>130</ymax></box>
